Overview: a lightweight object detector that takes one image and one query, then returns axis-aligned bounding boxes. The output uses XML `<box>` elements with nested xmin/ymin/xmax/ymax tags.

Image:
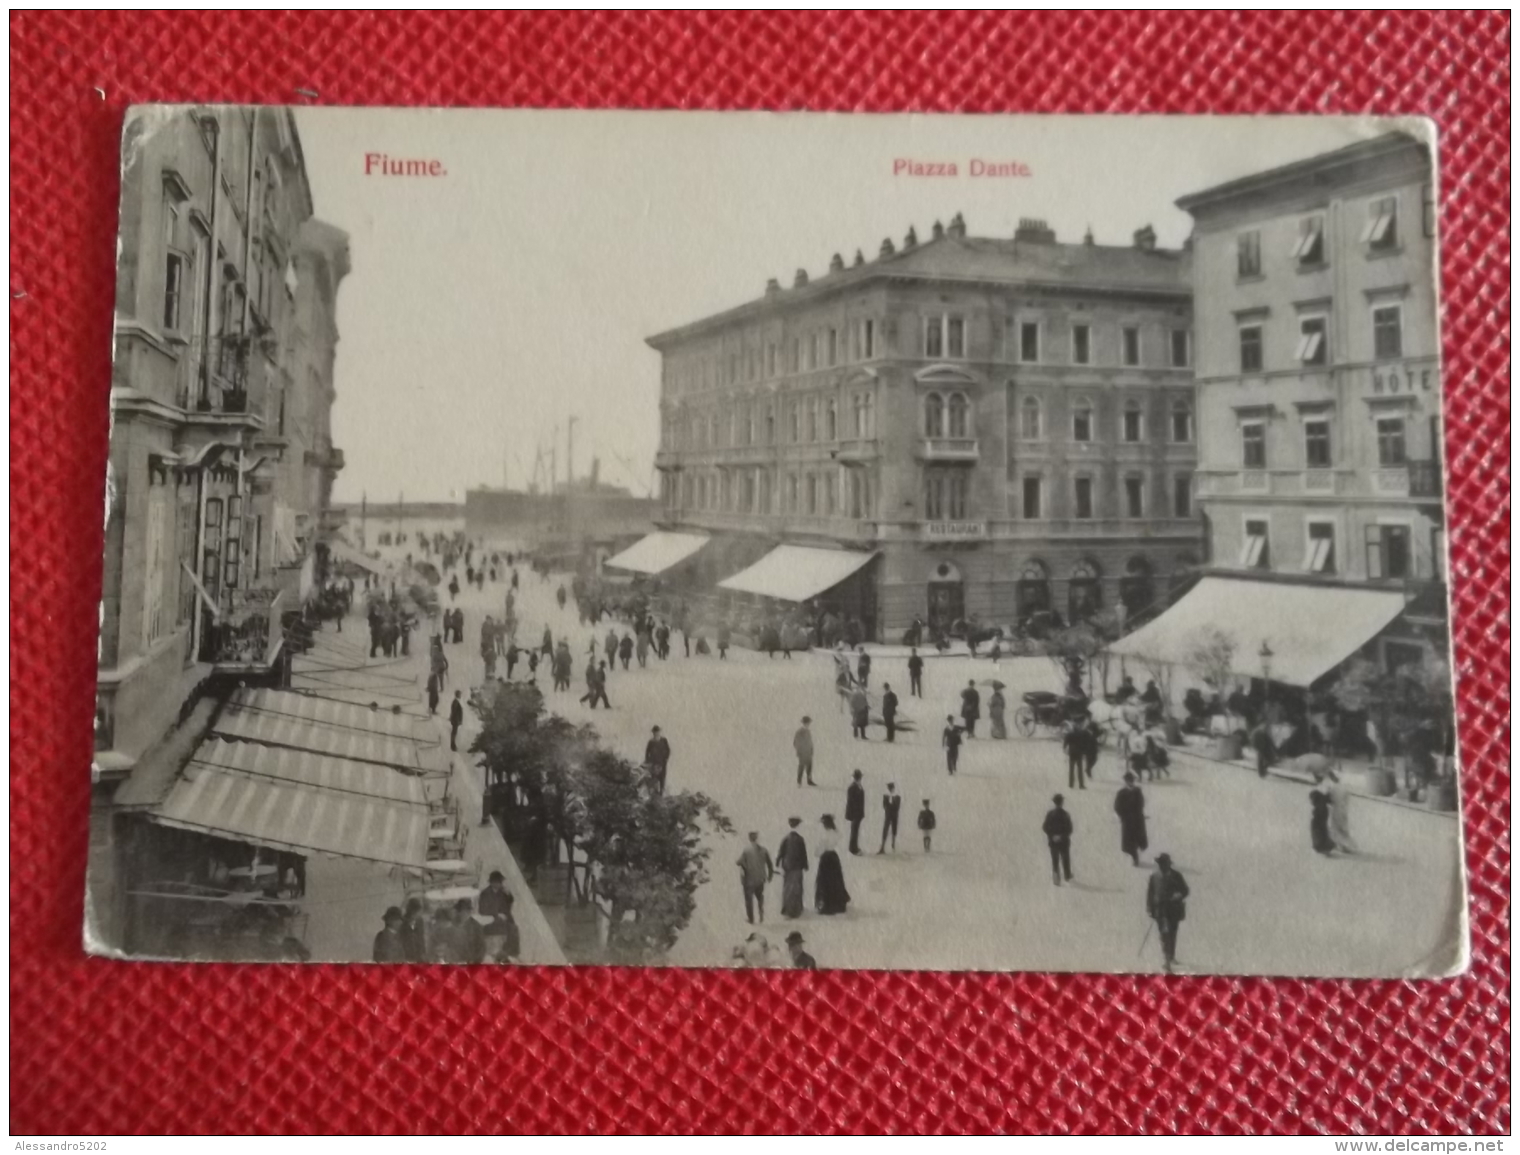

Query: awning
<box><xmin>604</xmin><ymin>531</ymin><xmax>710</xmax><ymax>575</ymax></box>
<box><xmin>152</xmin><ymin>766</ymin><xmax>431</xmax><ymax>869</ymax></box>
<box><xmin>326</xmin><ymin>538</ymin><xmax>392</xmax><ymax>576</ymax></box>
<box><xmin>213</xmin><ymin>688</ymin><xmax>443</xmax><ymax>775</ymax></box>
<box><xmin>190</xmin><ymin>737</ymin><xmax>427</xmax><ymax>808</ymax></box>
<box><xmin>718</xmin><ymin>545</ymin><xmax>877</xmax><ymax>603</ymax></box>
<box><xmin>1108</xmin><ymin>576</ymin><xmax>1408</xmax><ymax>688</ymax></box>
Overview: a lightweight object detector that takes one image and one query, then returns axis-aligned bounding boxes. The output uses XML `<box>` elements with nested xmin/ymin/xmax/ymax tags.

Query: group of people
<box><xmin>372</xmin><ymin>871</ymin><xmax>522</xmax><ymax>964</ymax></box>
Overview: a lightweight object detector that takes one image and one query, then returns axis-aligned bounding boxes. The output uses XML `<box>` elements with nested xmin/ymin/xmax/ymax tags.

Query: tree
<box><xmin>1331</xmin><ymin>652</ymin><xmax>1453</xmax><ymax>760</ymax></box>
<box><xmin>1044</xmin><ymin>608</ymin><xmax>1122</xmax><ymax>697</ymax></box>
<box><xmin>1184</xmin><ymin>625</ymin><xmax>1238</xmax><ymax>707</ymax></box>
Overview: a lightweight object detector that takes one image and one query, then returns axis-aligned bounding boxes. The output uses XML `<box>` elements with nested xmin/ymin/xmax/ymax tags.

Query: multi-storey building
<box><xmin>640</xmin><ymin>215</ymin><xmax>1201</xmax><ymax>640</ymax></box>
<box><xmin>96</xmin><ymin>107</ymin><xmax>347</xmax><ymax>779</ymax></box>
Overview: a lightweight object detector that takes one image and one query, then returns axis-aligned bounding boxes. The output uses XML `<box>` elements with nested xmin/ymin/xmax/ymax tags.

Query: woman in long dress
<box><xmin>814</xmin><ymin>815</ymin><xmax>851</xmax><ymax>916</ymax></box>
<box><xmin>1308</xmin><ymin>787</ymin><xmax>1336</xmax><ymax>855</ymax></box>
<box><xmin>1319</xmin><ymin>769</ymin><xmax>1357</xmax><ymax>853</ymax></box>
<box><xmin>988</xmin><ymin>688</ymin><xmax>1008</xmax><ymax>739</ymax></box>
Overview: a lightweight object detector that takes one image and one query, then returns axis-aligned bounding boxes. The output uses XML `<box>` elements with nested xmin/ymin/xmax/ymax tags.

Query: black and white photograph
<box><xmin>89</xmin><ymin>109</ymin><xmax>1463</xmax><ymax>976</ymax></box>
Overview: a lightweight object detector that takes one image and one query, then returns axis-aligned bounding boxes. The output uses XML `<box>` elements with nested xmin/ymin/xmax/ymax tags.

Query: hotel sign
<box><xmin>923</xmin><ymin>521</ymin><xmax>986</xmax><ymax>540</ymax></box>
<box><xmin>1370</xmin><ymin>363</ymin><xmax>1437</xmax><ymax>396</ymax></box>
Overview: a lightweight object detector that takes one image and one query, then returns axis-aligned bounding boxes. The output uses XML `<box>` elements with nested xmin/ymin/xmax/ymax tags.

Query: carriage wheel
<box><xmin>1013</xmin><ymin>707</ymin><xmax>1037</xmax><ymax>738</ymax></box>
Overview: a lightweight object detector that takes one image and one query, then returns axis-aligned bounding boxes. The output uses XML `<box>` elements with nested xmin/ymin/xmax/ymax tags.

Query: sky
<box><xmin>292</xmin><ymin>110</ymin><xmax>1385</xmax><ymax>505</ymax></box>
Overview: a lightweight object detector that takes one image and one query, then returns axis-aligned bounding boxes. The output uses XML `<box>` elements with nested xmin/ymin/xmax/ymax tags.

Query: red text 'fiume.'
<box><xmin>364</xmin><ymin>153</ymin><xmax>446</xmax><ymax>176</ymax></box>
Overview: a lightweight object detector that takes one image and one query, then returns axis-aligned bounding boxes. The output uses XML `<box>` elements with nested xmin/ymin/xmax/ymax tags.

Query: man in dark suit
<box><xmin>881</xmin><ymin>683</ymin><xmax>899</xmax><ymax>743</ymax></box>
<box><xmin>1146</xmin><ymin>852</ymin><xmax>1190</xmax><ymax>974</ymax></box>
<box><xmin>786</xmin><ymin>930</ymin><xmax>816</xmax><ymax>970</ymax></box>
<box><xmin>372</xmin><ymin>906</ymin><xmax>406</xmax><ymax>963</ymax></box>
<box><xmin>777</xmin><ymin>818</ymin><xmax>809</xmax><ymax>919</ymax></box>
<box><xmin>960</xmin><ymin>680</ymin><xmax>981</xmax><ymax>738</ymax></box>
<box><xmin>644</xmin><ymin>725</ymin><xmax>671</xmax><ymax>796</ymax></box>
<box><xmin>907</xmin><ymin>649</ymin><xmax>924</xmax><ymax>697</ymax></box>
<box><xmin>1042</xmin><ymin>793</ymin><xmax>1074</xmax><ymax>885</ymax></box>
<box><xmin>448</xmin><ymin>690</ymin><xmax>464</xmax><ymax>751</ymax></box>
<box><xmin>879</xmin><ymin>782</ymin><xmax>902</xmax><ymax>854</ymax></box>
<box><xmin>845</xmin><ymin>769</ymin><xmax>866</xmax><ymax>855</ymax></box>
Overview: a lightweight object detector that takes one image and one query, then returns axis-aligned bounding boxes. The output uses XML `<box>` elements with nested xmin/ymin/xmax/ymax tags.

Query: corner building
<box><xmin>644</xmin><ymin>215</ymin><xmax>1202</xmax><ymax>641</ymax></box>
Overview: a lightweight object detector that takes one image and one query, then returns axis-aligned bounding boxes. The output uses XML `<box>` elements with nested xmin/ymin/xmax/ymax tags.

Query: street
<box><xmin>369</xmin><ymin>542</ymin><xmax>1463</xmax><ymax>977</ymax></box>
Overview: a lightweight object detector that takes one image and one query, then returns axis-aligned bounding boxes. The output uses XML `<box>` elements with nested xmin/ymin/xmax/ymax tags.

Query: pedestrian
<box><xmin>427</xmin><ymin>670</ymin><xmax>440</xmax><ymax>716</ymax></box>
<box><xmin>505</xmin><ymin>644</ymin><xmax>519</xmax><ymax>680</ymax></box>
<box><xmin>857</xmin><ymin>649</ymin><xmax>871</xmax><ymax>688</ymax></box>
<box><xmin>1251</xmin><ymin>722</ymin><xmax>1273</xmax><ymax>779</ymax></box>
<box><xmin>793</xmin><ymin>716</ymin><xmax>815</xmax><ymax>786</ymax></box>
<box><xmin>657</xmin><ymin>623</ymin><xmax>671</xmax><ymax>660</ymax></box>
<box><xmin>635</xmin><ymin>630</ymin><xmax>649</xmax><ymax>668</ymax></box>
<box><xmin>1308</xmin><ymin>784</ymin><xmax>1336</xmax><ymax>855</ymax></box>
<box><xmin>399</xmin><ymin>897</ymin><xmax>429</xmax><ymax>962</ymax></box>
<box><xmin>644</xmin><ymin>725</ymin><xmax>671</xmax><ymax>795</ymax></box>
<box><xmin>1083</xmin><ymin>718</ymin><xmax>1102</xmax><ymax>782</ymax></box>
<box><xmin>717</xmin><ymin>622</ymin><xmax>731</xmax><ymax>659</ymax></box>
<box><xmin>881</xmin><ymin>683</ymin><xmax>899</xmax><ymax>743</ymax></box>
<box><xmin>1042</xmin><ymin>793</ymin><xmax>1074</xmax><ymax>885</ymax></box>
<box><xmin>917</xmin><ymin>799</ymin><xmax>936</xmax><ymax>853</ymax></box>
<box><xmin>593</xmin><ymin>660</ymin><xmax>612</xmax><ymax>709</ymax></box>
<box><xmin>526</xmin><ymin>650</ymin><xmax>539</xmax><ymax>682</ymax></box>
<box><xmin>449</xmin><ymin>690</ymin><xmax>464</xmax><ymax>751</ymax></box>
<box><xmin>879</xmin><ymin>781</ymin><xmax>901</xmax><ymax>854</ymax></box>
<box><xmin>736</xmin><ymin>831</ymin><xmax>775</xmax><ymax>925</ymax></box>
<box><xmin>454</xmin><ymin>898</ymin><xmax>488</xmax><ymax>964</ymax></box>
<box><xmin>989</xmin><ymin>686</ymin><xmax>1008</xmax><ymax>740</ymax></box>
<box><xmin>845</xmin><ymin>769</ymin><xmax>866</xmax><ymax>855</ymax></box>
<box><xmin>1146</xmin><ymin>853</ymin><xmax>1190</xmax><ymax>974</ymax></box>
<box><xmin>960</xmin><ymin>680</ymin><xmax>981</xmax><ymax>738</ymax></box>
<box><xmin>942</xmin><ymin>715</ymin><xmax>962</xmax><ymax>775</ymax></box>
<box><xmin>1322</xmin><ymin>768</ymin><xmax>1357</xmax><ymax>853</ymax></box>
<box><xmin>478</xmin><ymin>871</ymin><xmax>519</xmax><ymax>962</ymax></box>
<box><xmin>1113</xmin><ymin>772</ymin><xmax>1148</xmax><ymax>866</ymax></box>
<box><xmin>556</xmin><ymin>584</ymin><xmax>567</xmax><ymax>610</ymax></box>
<box><xmin>1063</xmin><ymin>722</ymin><xmax>1089</xmax><ymax>790</ymax></box>
<box><xmin>619</xmin><ymin>633</ymin><xmax>634</xmax><ymax>671</ymax></box>
<box><xmin>907</xmin><ymin>648</ymin><xmax>924</xmax><ymax>698</ymax></box>
<box><xmin>606</xmin><ymin>628</ymin><xmax>619</xmax><ymax>668</ymax></box>
<box><xmin>372</xmin><ymin>906</ymin><xmax>406</xmax><ymax>963</ymax></box>
<box><xmin>849</xmin><ymin>685</ymin><xmax>870</xmax><ymax>740</ymax></box>
<box><xmin>777</xmin><ymin>817</ymin><xmax>809</xmax><ymax>919</ymax></box>
<box><xmin>541</xmin><ymin>626</ymin><xmax>554</xmax><ymax>659</ymax></box>
<box><xmin>814</xmin><ymin>814</ymin><xmax>851</xmax><ymax>915</ymax></box>
<box><xmin>785</xmin><ymin>930</ymin><xmax>816</xmax><ymax>970</ymax></box>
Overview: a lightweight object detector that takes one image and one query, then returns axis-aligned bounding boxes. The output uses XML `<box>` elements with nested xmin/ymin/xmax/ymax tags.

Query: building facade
<box><xmin>645</xmin><ymin>215</ymin><xmax>1202</xmax><ymax>640</ymax></box>
<box><xmin>97</xmin><ymin>106</ymin><xmax>348</xmax><ymax>778</ymax></box>
<box><xmin>1177</xmin><ymin>131</ymin><xmax>1445</xmax><ymax>671</ymax></box>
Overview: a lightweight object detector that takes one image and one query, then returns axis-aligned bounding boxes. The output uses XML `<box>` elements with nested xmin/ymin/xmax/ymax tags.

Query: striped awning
<box><xmin>326</xmin><ymin>538</ymin><xmax>393</xmax><ymax>575</ymax></box>
<box><xmin>190</xmin><ymin>737</ymin><xmax>426</xmax><ymax>807</ymax></box>
<box><xmin>213</xmin><ymin>688</ymin><xmax>442</xmax><ymax>775</ymax></box>
<box><xmin>604</xmin><ymin>531</ymin><xmax>710</xmax><ymax>575</ymax></box>
<box><xmin>152</xmin><ymin>765</ymin><xmax>431</xmax><ymax>869</ymax></box>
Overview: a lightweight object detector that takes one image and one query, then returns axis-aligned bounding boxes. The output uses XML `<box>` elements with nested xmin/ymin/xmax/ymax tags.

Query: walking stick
<box><xmin>1137</xmin><ymin>919</ymin><xmax>1154</xmax><ymax>958</ymax></box>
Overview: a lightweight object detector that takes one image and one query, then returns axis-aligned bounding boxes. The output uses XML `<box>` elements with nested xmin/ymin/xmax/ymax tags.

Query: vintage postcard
<box><xmin>88</xmin><ymin>108</ymin><xmax>1464</xmax><ymax>977</ymax></box>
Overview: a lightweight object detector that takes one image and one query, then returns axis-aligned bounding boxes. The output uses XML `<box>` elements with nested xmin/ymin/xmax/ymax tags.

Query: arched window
<box><xmin>1072</xmin><ymin>398</ymin><xmax>1094</xmax><ymax>443</ymax></box>
<box><xmin>1021</xmin><ymin>396</ymin><xmax>1041</xmax><ymax>440</ymax></box>
<box><xmin>924</xmin><ymin>391</ymin><xmax>945</xmax><ymax>437</ymax></box>
<box><xmin>1069</xmin><ymin>557</ymin><xmax>1102</xmax><ymax>621</ymax></box>
<box><xmin>1119</xmin><ymin>555</ymin><xmax>1156</xmax><ymax>619</ymax></box>
<box><xmin>1171</xmin><ymin>400</ymin><xmax>1193</xmax><ymax>443</ymax></box>
<box><xmin>947</xmin><ymin>392</ymin><xmax>970</xmax><ymax>438</ymax></box>
<box><xmin>1017</xmin><ymin>558</ymin><xmax>1052</xmax><ymax>623</ymax></box>
<box><xmin>1123</xmin><ymin>400</ymin><xmax>1144</xmax><ymax>443</ymax></box>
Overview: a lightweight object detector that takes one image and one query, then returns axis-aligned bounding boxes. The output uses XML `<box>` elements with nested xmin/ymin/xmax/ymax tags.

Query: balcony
<box><xmin>916</xmin><ymin>437</ymin><xmax>980</xmax><ymax>463</ymax></box>
<box><xmin>1408</xmin><ymin>459</ymin><xmax>1443</xmax><ymax>499</ymax></box>
<box><xmin>834</xmin><ymin>438</ymin><xmax>879</xmax><ymax>464</ymax></box>
<box><xmin>654</xmin><ymin>449</ymin><xmax>683</xmax><ymax>472</ymax></box>
<box><xmin>1373</xmin><ymin>460</ymin><xmax>1443</xmax><ymax>501</ymax></box>
<box><xmin>203</xmin><ymin>588</ymin><xmax>287</xmax><ymax>669</ymax></box>
<box><xmin>304</xmin><ymin>439</ymin><xmax>345</xmax><ymax>473</ymax></box>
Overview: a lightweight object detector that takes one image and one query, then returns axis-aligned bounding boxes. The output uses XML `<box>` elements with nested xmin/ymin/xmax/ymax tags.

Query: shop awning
<box><xmin>190</xmin><ymin>738</ymin><xmax>427</xmax><ymax>808</ymax></box>
<box><xmin>604</xmin><ymin>531</ymin><xmax>711</xmax><ymax>575</ymax></box>
<box><xmin>151</xmin><ymin>766</ymin><xmax>431</xmax><ymax>869</ymax></box>
<box><xmin>1108</xmin><ymin>576</ymin><xmax>1408</xmax><ymax>688</ymax></box>
<box><xmin>718</xmin><ymin>545</ymin><xmax>877</xmax><ymax>603</ymax></box>
<box><xmin>326</xmin><ymin>538</ymin><xmax>392</xmax><ymax>576</ymax></box>
<box><xmin>212</xmin><ymin>688</ymin><xmax>443</xmax><ymax>775</ymax></box>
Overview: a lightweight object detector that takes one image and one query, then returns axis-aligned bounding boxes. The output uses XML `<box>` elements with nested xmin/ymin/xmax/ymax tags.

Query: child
<box><xmin>942</xmin><ymin>715</ymin><xmax>962</xmax><ymax>776</ymax></box>
<box><xmin>918</xmin><ymin>799</ymin><xmax>937</xmax><ymax>853</ymax></box>
<box><xmin>527</xmin><ymin>650</ymin><xmax>540</xmax><ymax>682</ymax></box>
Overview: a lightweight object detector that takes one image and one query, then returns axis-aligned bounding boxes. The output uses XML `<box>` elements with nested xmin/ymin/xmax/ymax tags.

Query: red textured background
<box><xmin>9</xmin><ymin>10</ymin><xmax>1510</xmax><ymax>1135</ymax></box>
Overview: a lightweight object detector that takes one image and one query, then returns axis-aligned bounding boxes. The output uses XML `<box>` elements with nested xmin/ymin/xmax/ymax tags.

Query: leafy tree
<box><xmin>1331</xmin><ymin>652</ymin><xmax>1453</xmax><ymax>758</ymax></box>
<box><xmin>1184</xmin><ymin>625</ymin><xmax>1238</xmax><ymax>706</ymax></box>
<box><xmin>1045</xmin><ymin>609</ymin><xmax>1123</xmax><ymax>697</ymax></box>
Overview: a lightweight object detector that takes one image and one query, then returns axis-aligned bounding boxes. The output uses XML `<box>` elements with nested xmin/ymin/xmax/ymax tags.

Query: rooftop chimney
<box><xmin>903</xmin><ymin>225</ymin><xmax>918</xmax><ymax>248</ymax></box>
<box><xmin>765</xmin><ymin>277</ymin><xmax>781</xmax><ymax>295</ymax></box>
<box><xmin>931</xmin><ymin>220</ymin><xmax>945</xmax><ymax>240</ymax></box>
<box><xmin>853</xmin><ymin>249</ymin><xmax>865</xmax><ymax>267</ymax></box>
<box><xmin>1133</xmin><ymin>224</ymin><xmax>1157</xmax><ymax>252</ymax></box>
<box><xmin>1014</xmin><ymin>217</ymin><xmax>1056</xmax><ymax>244</ymax></box>
<box><xmin>947</xmin><ymin>212</ymin><xmax>967</xmax><ymax>239</ymax></box>
<box><xmin>829</xmin><ymin>252</ymin><xmax>845</xmax><ymax>273</ymax></box>
<box><xmin>794</xmin><ymin>267</ymin><xmax>809</xmax><ymax>287</ymax></box>
<box><xmin>879</xmin><ymin>237</ymin><xmax>896</xmax><ymax>257</ymax></box>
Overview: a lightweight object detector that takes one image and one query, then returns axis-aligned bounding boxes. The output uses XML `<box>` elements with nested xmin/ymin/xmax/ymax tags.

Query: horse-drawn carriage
<box><xmin>1013</xmin><ymin>690</ymin><xmax>1093</xmax><ymax>738</ymax></box>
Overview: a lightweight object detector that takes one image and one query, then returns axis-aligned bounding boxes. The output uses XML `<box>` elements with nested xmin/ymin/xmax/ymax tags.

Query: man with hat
<box><xmin>776</xmin><ymin>817</ymin><xmax>810</xmax><ymax>919</ymax></box>
<box><xmin>454</xmin><ymin>897</ymin><xmax>488</xmax><ymax>964</ymax></box>
<box><xmin>478</xmin><ymin>870</ymin><xmax>520</xmax><ymax>962</ymax></box>
<box><xmin>736</xmin><ymin>831</ymin><xmax>775</xmax><ymax>925</ymax></box>
<box><xmin>644</xmin><ymin>725</ymin><xmax>672</xmax><ymax>797</ymax></box>
<box><xmin>372</xmin><ymin>906</ymin><xmax>406</xmax><ymax>963</ymax></box>
<box><xmin>1146</xmin><ymin>853</ymin><xmax>1190</xmax><ymax>974</ymax></box>
<box><xmin>845</xmin><ymin>769</ymin><xmax>867</xmax><ymax>855</ymax></box>
<box><xmin>785</xmin><ymin>930</ymin><xmax>816</xmax><ymax>970</ymax></box>
<box><xmin>793</xmin><ymin>716</ymin><xmax>815</xmax><ymax>786</ymax></box>
<box><xmin>1042</xmin><ymin>793</ymin><xmax>1075</xmax><ymax>886</ymax></box>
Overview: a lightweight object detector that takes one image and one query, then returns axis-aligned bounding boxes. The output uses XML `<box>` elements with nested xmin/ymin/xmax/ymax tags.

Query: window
<box><xmin>828</xmin><ymin>328</ymin><xmax>838</xmax><ymax>366</ymax></box>
<box><xmin>825</xmin><ymin>399</ymin><xmax>837</xmax><ymax>440</ymax></box>
<box><xmin>924</xmin><ymin>392</ymin><xmax>945</xmax><ymax>437</ymax></box>
<box><xmin>1020</xmin><ymin>396</ymin><xmax>1041</xmax><ymax>440</ymax></box>
<box><xmin>924</xmin><ymin>317</ymin><xmax>943</xmax><ymax>359</ymax></box>
<box><xmin>947</xmin><ymin>316</ymin><xmax>965</xmax><ymax>359</ymax></box>
<box><xmin>163</xmin><ymin>252</ymin><xmax>186</xmax><ymax>332</ymax></box>
<box><xmin>176</xmin><ymin>498</ymin><xmax>197</xmax><ymax>624</ymax></box>
<box><xmin>924</xmin><ymin>470</ymin><xmax>968</xmax><ymax>521</ymax></box>
<box><xmin>202</xmin><ymin>498</ymin><xmax>224</xmax><ymax>593</ymax></box>
<box><xmin>1121</xmin><ymin>326</ymin><xmax>1141</xmax><ymax>367</ymax></box>
<box><xmin>1366</xmin><ymin>524</ymin><xmax>1410</xmax><ymax>579</ymax></box>
<box><xmin>805</xmin><ymin>475</ymin><xmax>818</xmax><ymax>515</ymax></box>
<box><xmin>806</xmin><ymin>398</ymin><xmax>818</xmax><ymax>442</ymax></box>
<box><xmin>1296</xmin><ymin>315</ymin><xmax>1328</xmax><ymax>366</ymax></box>
<box><xmin>1237</xmin><ymin>230</ymin><xmax>1262</xmax><ymax>277</ymax></box>
<box><xmin>142</xmin><ymin>495</ymin><xmax>167</xmax><ymax>649</ymax></box>
<box><xmin>1376</xmin><ymin>417</ymin><xmax>1407</xmax><ymax>466</ymax></box>
<box><xmin>925</xmin><ymin>314</ymin><xmax>964</xmax><ymax>359</ymax></box>
<box><xmin>765</xmin><ymin>406</ymin><xmax>776</xmax><ymax>444</ymax></box>
<box><xmin>1373</xmin><ymin>304</ymin><xmax>1403</xmax><ymax>360</ymax></box>
<box><xmin>708</xmin><ymin>414</ymin><xmax>718</xmax><ymax>447</ymax></box>
<box><xmin>807</xmin><ymin>333</ymin><xmax>818</xmax><ymax>370</ymax></box>
<box><xmin>852</xmin><ymin>392</ymin><xmax>875</xmax><ymax>439</ymax></box>
<box><xmin>1172</xmin><ymin>473</ymin><xmax>1193</xmax><ymax>518</ymax></box>
<box><xmin>1241</xmin><ymin>422</ymin><xmax>1266</xmax><ymax>468</ymax></box>
<box><xmin>1071</xmin><ymin>323</ymin><xmax>1091</xmax><ymax>365</ymax></box>
<box><xmin>744</xmin><ymin>407</ymin><xmax>755</xmax><ymax>445</ymax></box>
<box><xmin>1020</xmin><ymin>321</ymin><xmax>1040</xmax><ymax>363</ymax></box>
<box><xmin>1304</xmin><ymin>419</ymin><xmax>1332</xmax><ymax>467</ymax></box>
<box><xmin>1170</xmin><ymin>401</ymin><xmax>1193</xmax><ymax>444</ymax></box>
<box><xmin>1293</xmin><ymin>214</ymin><xmax>1326</xmax><ymax>265</ymax></box>
<box><xmin>1239</xmin><ymin>324</ymin><xmax>1264</xmax><ymax>372</ymax></box>
<box><xmin>1022</xmin><ymin>476</ymin><xmax>1042</xmax><ymax>519</ymax></box>
<box><xmin>1072</xmin><ymin>400</ymin><xmax>1093</xmax><ymax>443</ymax></box>
<box><xmin>767</xmin><ymin>344</ymin><xmax>777</xmax><ymax>377</ymax></box>
<box><xmin>1122</xmin><ymin>402</ymin><xmax>1143</xmax><ymax>443</ymax></box>
<box><xmin>786</xmin><ymin>474</ymin><xmax>799</xmax><ymax>513</ymax></box>
<box><xmin>1241</xmin><ymin>518</ymin><xmax>1269</xmax><ymax>569</ymax></box>
<box><xmin>1124</xmin><ymin>475</ymin><xmax>1144</xmax><ymax>519</ymax></box>
<box><xmin>1362</xmin><ymin>195</ymin><xmax>1398</xmax><ymax>251</ymax></box>
<box><xmin>828</xmin><ymin>471</ymin><xmax>841</xmax><ymax>516</ymax></box>
<box><xmin>1074</xmin><ymin>476</ymin><xmax>1094</xmax><ymax>520</ymax></box>
<box><xmin>947</xmin><ymin>392</ymin><xmax>970</xmax><ymax>438</ymax></box>
<box><xmin>789</xmin><ymin>404</ymin><xmax>800</xmax><ymax>443</ymax></box>
<box><xmin>1306</xmin><ymin>522</ymin><xmax>1336</xmax><ymax>574</ymax></box>
<box><xmin>1169</xmin><ymin>329</ymin><xmax>1190</xmax><ymax>368</ymax></box>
